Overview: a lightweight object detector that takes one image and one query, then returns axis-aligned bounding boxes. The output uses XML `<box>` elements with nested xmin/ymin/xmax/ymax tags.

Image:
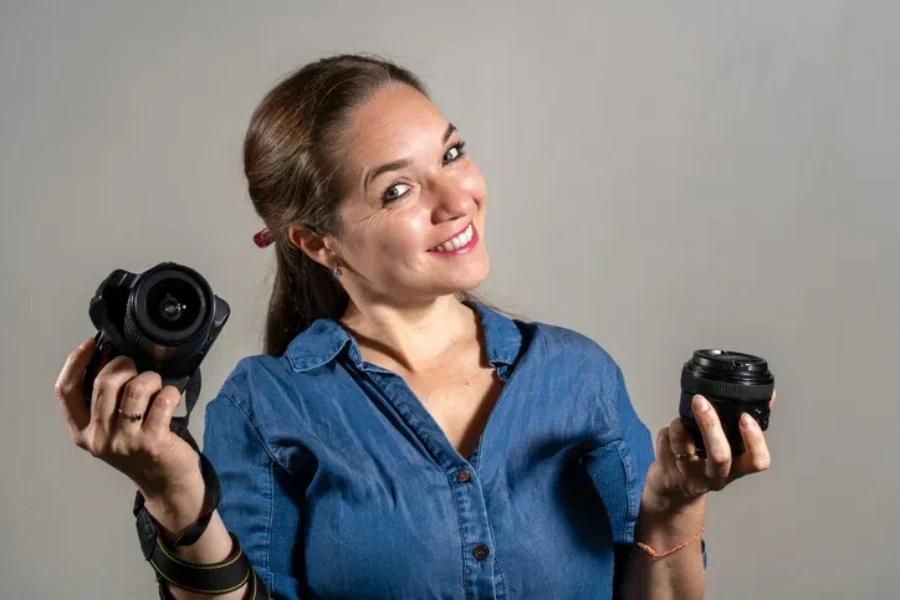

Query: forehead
<box><xmin>344</xmin><ymin>83</ymin><xmax>448</xmax><ymax>169</ymax></box>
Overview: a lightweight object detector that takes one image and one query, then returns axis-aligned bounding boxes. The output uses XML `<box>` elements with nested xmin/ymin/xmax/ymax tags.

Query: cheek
<box><xmin>462</xmin><ymin>165</ymin><xmax>488</xmax><ymax>205</ymax></box>
<box><xmin>369</xmin><ymin>211</ymin><xmax>432</xmax><ymax>258</ymax></box>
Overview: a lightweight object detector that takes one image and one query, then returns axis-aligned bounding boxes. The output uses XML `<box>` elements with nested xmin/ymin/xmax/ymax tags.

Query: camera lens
<box><xmin>160</xmin><ymin>295</ymin><xmax>184</xmax><ymax>322</ymax></box>
<box><xmin>146</xmin><ymin>279</ymin><xmax>202</xmax><ymax>333</ymax></box>
<box><xmin>124</xmin><ymin>264</ymin><xmax>213</xmax><ymax>361</ymax></box>
<box><xmin>679</xmin><ymin>349</ymin><xmax>774</xmax><ymax>456</ymax></box>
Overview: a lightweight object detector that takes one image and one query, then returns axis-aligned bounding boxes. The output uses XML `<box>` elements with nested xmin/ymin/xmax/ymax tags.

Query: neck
<box><xmin>339</xmin><ymin>294</ymin><xmax>477</xmax><ymax>373</ymax></box>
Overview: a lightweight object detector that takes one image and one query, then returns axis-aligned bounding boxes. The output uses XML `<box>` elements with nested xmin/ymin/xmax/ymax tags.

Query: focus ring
<box><xmin>681</xmin><ymin>370</ymin><xmax>774</xmax><ymax>401</ymax></box>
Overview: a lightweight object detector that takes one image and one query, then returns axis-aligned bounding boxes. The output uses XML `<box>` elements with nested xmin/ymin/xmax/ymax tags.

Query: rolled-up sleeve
<box><xmin>608</xmin><ymin>366</ymin><xmax>707</xmax><ymax>569</ymax></box>
<box><xmin>580</xmin><ymin>362</ymin><xmax>656</xmax><ymax>546</ymax></box>
<box><xmin>580</xmin><ymin>360</ymin><xmax>708</xmax><ymax>585</ymax></box>
<box><xmin>203</xmin><ymin>389</ymin><xmax>305</xmax><ymax>599</ymax></box>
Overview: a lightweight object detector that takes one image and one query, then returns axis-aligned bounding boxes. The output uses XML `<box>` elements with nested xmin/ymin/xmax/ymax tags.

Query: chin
<box><xmin>446</xmin><ymin>255</ymin><xmax>491</xmax><ymax>294</ymax></box>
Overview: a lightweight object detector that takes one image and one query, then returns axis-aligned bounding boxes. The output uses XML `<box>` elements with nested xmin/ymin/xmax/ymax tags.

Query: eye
<box><xmin>443</xmin><ymin>141</ymin><xmax>467</xmax><ymax>164</ymax></box>
<box><xmin>383</xmin><ymin>182</ymin><xmax>412</xmax><ymax>204</ymax></box>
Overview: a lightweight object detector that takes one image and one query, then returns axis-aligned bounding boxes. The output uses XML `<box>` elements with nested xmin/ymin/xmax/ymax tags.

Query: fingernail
<box><xmin>741</xmin><ymin>412</ymin><xmax>756</xmax><ymax>429</ymax></box>
<box><xmin>693</xmin><ymin>395</ymin><xmax>711</xmax><ymax>412</ymax></box>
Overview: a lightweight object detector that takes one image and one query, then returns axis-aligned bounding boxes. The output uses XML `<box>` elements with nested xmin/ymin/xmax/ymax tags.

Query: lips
<box><xmin>428</xmin><ymin>222</ymin><xmax>474</xmax><ymax>252</ymax></box>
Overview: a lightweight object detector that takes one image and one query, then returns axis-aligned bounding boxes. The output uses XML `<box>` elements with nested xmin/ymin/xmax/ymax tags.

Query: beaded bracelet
<box><xmin>634</xmin><ymin>522</ymin><xmax>705</xmax><ymax>559</ymax></box>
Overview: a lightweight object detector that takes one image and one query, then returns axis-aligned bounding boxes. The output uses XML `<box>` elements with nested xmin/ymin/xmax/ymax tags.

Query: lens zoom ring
<box><xmin>124</xmin><ymin>307</ymin><xmax>195</xmax><ymax>361</ymax></box>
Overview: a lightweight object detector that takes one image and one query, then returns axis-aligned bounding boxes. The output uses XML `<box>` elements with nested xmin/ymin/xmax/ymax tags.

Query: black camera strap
<box><xmin>132</xmin><ymin>369</ymin><xmax>271</xmax><ymax>599</ymax></box>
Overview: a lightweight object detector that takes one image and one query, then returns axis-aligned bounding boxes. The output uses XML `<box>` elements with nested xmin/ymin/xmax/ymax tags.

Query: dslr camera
<box><xmin>81</xmin><ymin>261</ymin><xmax>230</xmax><ymax>404</ymax></box>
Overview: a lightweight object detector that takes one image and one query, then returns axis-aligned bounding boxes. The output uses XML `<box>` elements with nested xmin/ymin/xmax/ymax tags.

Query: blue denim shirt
<box><xmin>202</xmin><ymin>302</ymin><xmax>680</xmax><ymax>599</ymax></box>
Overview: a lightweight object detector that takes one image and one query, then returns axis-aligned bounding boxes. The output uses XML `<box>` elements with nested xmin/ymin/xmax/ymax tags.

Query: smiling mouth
<box><xmin>428</xmin><ymin>223</ymin><xmax>475</xmax><ymax>252</ymax></box>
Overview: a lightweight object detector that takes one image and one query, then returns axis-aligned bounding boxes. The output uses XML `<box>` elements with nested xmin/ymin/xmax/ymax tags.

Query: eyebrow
<box><xmin>363</xmin><ymin>122</ymin><xmax>458</xmax><ymax>192</ymax></box>
<box><xmin>442</xmin><ymin>122</ymin><xmax>457</xmax><ymax>144</ymax></box>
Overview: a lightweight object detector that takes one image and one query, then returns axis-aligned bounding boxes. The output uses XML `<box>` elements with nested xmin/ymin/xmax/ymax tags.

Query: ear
<box><xmin>288</xmin><ymin>224</ymin><xmax>337</xmax><ymax>269</ymax></box>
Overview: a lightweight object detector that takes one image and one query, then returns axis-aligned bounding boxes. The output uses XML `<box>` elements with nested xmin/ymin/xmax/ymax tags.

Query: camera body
<box><xmin>81</xmin><ymin>262</ymin><xmax>230</xmax><ymax>404</ymax></box>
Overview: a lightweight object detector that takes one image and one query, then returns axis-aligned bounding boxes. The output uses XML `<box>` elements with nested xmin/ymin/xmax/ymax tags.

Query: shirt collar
<box><xmin>469</xmin><ymin>300</ymin><xmax>523</xmax><ymax>375</ymax></box>
<box><xmin>285</xmin><ymin>300</ymin><xmax>524</xmax><ymax>376</ymax></box>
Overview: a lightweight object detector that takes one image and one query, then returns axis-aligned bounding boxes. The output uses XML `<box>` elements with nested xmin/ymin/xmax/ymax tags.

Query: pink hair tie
<box><xmin>253</xmin><ymin>227</ymin><xmax>274</xmax><ymax>248</ymax></box>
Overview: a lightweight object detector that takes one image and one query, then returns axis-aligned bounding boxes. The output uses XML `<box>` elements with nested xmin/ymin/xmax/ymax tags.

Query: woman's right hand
<box><xmin>54</xmin><ymin>336</ymin><xmax>203</xmax><ymax>505</ymax></box>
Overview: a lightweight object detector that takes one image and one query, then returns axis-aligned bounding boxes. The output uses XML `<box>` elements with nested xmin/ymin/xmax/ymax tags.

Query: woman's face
<box><xmin>330</xmin><ymin>83</ymin><xmax>490</xmax><ymax>304</ymax></box>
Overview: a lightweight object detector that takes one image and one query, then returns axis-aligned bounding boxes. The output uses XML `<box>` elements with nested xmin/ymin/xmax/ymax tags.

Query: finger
<box><xmin>655</xmin><ymin>426</ymin><xmax>677</xmax><ymax>474</ymax></box>
<box><xmin>114</xmin><ymin>370</ymin><xmax>163</xmax><ymax>431</ymax></box>
<box><xmin>54</xmin><ymin>337</ymin><xmax>97</xmax><ymax>437</ymax></box>
<box><xmin>90</xmin><ymin>355</ymin><xmax>138</xmax><ymax>429</ymax></box>
<box><xmin>733</xmin><ymin>412</ymin><xmax>771</xmax><ymax>478</ymax></box>
<box><xmin>691</xmin><ymin>395</ymin><xmax>732</xmax><ymax>485</ymax></box>
<box><xmin>669</xmin><ymin>417</ymin><xmax>702</xmax><ymax>470</ymax></box>
<box><xmin>769</xmin><ymin>389</ymin><xmax>777</xmax><ymax>409</ymax></box>
<box><xmin>144</xmin><ymin>385</ymin><xmax>183</xmax><ymax>437</ymax></box>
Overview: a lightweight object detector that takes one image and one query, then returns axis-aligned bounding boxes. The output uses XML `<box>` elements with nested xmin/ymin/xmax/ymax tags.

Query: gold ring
<box><xmin>675</xmin><ymin>451</ymin><xmax>699</xmax><ymax>461</ymax></box>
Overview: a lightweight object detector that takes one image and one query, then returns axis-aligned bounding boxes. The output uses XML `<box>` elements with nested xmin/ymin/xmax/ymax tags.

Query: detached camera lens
<box><xmin>679</xmin><ymin>349</ymin><xmax>775</xmax><ymax>456</ymax></box>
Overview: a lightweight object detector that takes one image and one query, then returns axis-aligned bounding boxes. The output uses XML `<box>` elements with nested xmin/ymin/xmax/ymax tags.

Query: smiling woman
<box><xmin>244</xmin><ymin>56</ymin><xmax>493</xmax><ymax>358</ymax></box>
<box><xmin>56</xmin><ymin>53</ymin><xmax>776</xmax><ymax>600</ymax></box>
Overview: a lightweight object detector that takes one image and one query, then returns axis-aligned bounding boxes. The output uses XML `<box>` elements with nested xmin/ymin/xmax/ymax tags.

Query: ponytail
<box><xmin>264</xmin><ymin>236</ymin><xmax>348</xmax><ymax>357</ymax></box>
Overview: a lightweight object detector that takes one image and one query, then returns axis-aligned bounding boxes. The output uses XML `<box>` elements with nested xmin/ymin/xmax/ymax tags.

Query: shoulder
<box><xmin>204</xmin><ymin>352</ymin><xmax>320</xmax><ymax>468</ymax></box>
<box><xmin>216</xmin><ymin>353</ymin><xmax>292</xmax><ymax>404</ymax></box>
<box><xmin>211</xmin><ymin>349</ymin><xmax>348</xmax><ymax>428</ymax></box>
<box><xmin>517</xmin><ymin>319</ymin><xmax>633</xmax><ymax>425</ymax></box>
<box><xmin>520</xmin><ymin>318</ymin><xmax>652</xmax><ymax>453</ymax></box>
<box><xmin>525</xmin><ymin>319</ymin><xmax>622</xmax><ymax>377</ymax></box>
<box><xmin>209</xmin><ymin>351</ymin><xmax>315</xmax><ymax>430</ymax></box>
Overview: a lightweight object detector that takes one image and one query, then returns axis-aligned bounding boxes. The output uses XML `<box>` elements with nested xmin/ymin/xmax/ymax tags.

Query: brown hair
<box><xmin>243</xmin><ymin>54</ymin><xmax>497</xmax><ymax>356</ymax></box>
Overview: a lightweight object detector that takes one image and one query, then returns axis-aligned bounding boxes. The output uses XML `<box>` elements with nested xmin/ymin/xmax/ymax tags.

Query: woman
<box><xmin>55</xmin><ymin>54</ymin><xmax>774</xmax><ymax>599</ymax></box>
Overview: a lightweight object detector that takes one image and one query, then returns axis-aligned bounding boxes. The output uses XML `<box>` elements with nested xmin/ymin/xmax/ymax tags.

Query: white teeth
<box><xmin>431</xmin><ymin>224</ymin><xmax>473</xmax><ymax>252</ymax></box>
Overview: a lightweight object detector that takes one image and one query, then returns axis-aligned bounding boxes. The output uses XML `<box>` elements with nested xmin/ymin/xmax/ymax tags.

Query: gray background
<box><xmin>2</xmin><ymin>1</ymin><xmax>896</xmax><ymax>598</ymax></box>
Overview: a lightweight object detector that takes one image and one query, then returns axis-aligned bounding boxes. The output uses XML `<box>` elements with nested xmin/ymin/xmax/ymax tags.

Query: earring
<box><xmin>332</xmin><ymin>260</ymin><xmax>343</xmax><ymax>278</ymax></box>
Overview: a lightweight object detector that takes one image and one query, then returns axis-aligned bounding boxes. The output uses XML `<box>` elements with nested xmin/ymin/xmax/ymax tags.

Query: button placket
<box><xmin>363</xmin><ymin>369</ymin><xmax>502</xmax><ymax>597</ymax></box>
<box><xmin>449</xmin><ymin>461</ymin><xmax>501</xmax><ymax>597</ymax></box>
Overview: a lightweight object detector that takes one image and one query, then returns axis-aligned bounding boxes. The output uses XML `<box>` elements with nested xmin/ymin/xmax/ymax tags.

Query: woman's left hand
<box><xmin>641</xmin><ymin>391</ymin><xmax>776</xmax><ymax>515</ymax></box>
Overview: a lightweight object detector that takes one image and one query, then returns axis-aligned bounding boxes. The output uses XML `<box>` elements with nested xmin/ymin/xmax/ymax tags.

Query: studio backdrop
<box><xmin>1</xmin><ymin>1</ymin><xmax>897</xmax><ymax>598</ymax></box>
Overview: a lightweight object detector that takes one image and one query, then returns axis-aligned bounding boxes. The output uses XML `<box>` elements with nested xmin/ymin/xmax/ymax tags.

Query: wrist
<box><xmin>141</xmin><ymin>468</ymin><xmax>208</xmax><ymax>541</ymax></box>
<box><xmin>636</xmin><ymin>491</ymin><xmax>706</xmax><ymax>547</ymax></box>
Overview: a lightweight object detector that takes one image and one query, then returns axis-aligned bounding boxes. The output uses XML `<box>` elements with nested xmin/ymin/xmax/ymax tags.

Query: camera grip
<box><xmin>81</xmin><ymin>333</ymin><xmax>117</xmax><ymax>407</ymax></box>
<box><xmin>80</xmin><ymin>333</ymin><xmax>194</xmax><ymax>408</ymax></box>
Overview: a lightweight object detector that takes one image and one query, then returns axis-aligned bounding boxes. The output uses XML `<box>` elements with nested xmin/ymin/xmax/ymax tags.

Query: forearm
<box><xmin>619</xmin><ymin>496</ymin><xmax>706</xmax><ymax>600</ymax></box>
<box><xmin>143</xmin><ymin>471</ymin><xmax>251</xmax><ymax>600</ymax></box>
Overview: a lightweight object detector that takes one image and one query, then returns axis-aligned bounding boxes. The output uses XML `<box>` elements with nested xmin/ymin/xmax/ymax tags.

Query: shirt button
<box><xmin>457</xmin><ymin>470</ymin><xmax>471</xmax><ymax>483</ymax></box>
<box><xmin>473</xmin><ymin>545</ymin><xmax>490</xmax><ymax>561</ymax></box>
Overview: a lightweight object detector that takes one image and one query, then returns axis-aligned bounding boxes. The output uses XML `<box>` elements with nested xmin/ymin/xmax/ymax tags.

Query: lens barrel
<box><xmin>679</xmin><ymin>349</ymin><xmax>774</xmax><ymax>456</ymax></box>
<box><xmin>123</xmin><ymin>264</ymin><xmax>214</xmax><ymax>362</ymax></box>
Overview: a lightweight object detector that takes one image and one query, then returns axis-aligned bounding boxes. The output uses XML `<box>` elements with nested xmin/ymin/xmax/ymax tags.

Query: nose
<box><xmin>429</xmin><ymin>173</ymin><xmax>474</xmax><ymax>224</ymax></box>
